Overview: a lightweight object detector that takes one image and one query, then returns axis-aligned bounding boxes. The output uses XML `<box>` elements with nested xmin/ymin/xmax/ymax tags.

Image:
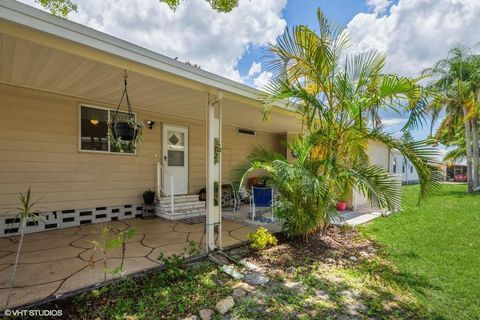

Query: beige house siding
<box><xmin>0</xmin><ymin>84</ymin><xmax>284</xmax><ymax>215</ymax></box>
<box><xmin>367</xmin><ymin>140</ymin><xmax>390</xmax><ymax>169</ymax></box>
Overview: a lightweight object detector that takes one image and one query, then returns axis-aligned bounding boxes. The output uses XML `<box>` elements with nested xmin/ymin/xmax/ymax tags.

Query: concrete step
<box><xmin>157</xmin><ymin>194</ymin><xmax>200</xmax><ymax>205</ymax></box>
<box><xmin>156</xmin><ymin>201</ymin><xmax>206</xmax><ymax>213</ymax></box>
<box><xmin>155</xmin><ymin>207</ymin><xmax>206</xmax><ymax>220</ymax></box>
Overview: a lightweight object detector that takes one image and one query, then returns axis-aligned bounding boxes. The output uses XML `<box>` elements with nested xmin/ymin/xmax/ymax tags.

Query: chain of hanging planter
<box><xmin>108</xmin><ymin>70</ymin><xmax>143</xmax><ymax>152</ymax></box>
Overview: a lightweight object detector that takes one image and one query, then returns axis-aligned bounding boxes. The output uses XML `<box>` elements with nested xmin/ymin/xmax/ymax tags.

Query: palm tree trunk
<box><xmin>463</xmin><ymin>107</ymin><xmax>474</xmax><ymax>192</ymax></box>
<box><xmin>471</xmin><ymin>116</ymin><xmax>479</xmax><ymax>190</ymax></box>
<box><xmin>5</xmin><ymin>220</ymin><xmax>25</xmax><ymax>310</ymax></box>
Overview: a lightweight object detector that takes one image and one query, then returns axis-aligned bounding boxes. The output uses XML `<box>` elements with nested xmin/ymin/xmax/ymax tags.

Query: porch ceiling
<box><xmin>0</xmin><ymin>32</ymin><xmax>301</xmax><ymax>133</ymax></box>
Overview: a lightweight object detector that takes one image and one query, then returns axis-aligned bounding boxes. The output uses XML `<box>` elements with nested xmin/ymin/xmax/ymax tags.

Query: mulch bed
<box><xmin>238</xmin><ymin>225</ymin><xmax>377</xmax><ymax>269</ymax></box>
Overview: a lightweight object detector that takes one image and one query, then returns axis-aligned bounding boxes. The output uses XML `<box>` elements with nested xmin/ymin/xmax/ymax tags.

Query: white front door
<box><xmin>163</xmin><ymin>124</ymin><xmax>188</xmax><ymax>195</ymax></box>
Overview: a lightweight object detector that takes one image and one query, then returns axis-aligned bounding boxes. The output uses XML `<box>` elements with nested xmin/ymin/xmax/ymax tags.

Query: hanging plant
<box><xmin>108</xmin><ymin>70</ymin><xmax>143</xmax><ymax>152</ymax></box>
<box><xmin>214</xmin><ymin>138</ymin><xmax>222</xmax><ymax>164</ymax></box>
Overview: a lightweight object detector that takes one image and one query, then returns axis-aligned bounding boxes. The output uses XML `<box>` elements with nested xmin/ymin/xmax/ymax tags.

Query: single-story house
<box><xmin>0</xmin><ymin>0</ymin><xmax>398</xmax><ymax>250</ymax></box>
<box><xmin>390</xmin><ymin>149</ymin><xmax>419</xmax><ymax>185</ymax></box>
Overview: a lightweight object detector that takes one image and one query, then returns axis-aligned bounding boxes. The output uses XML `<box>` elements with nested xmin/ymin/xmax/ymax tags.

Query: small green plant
<box><xmin>89</xmin><ymin>227</ymin><xmax>137</xmax><ymax>281</ymax></box>
<box><xmin>4</xmin><ymin>188</ymin><xmax>42</xmax><ymax>310</ymax></box>
<box><xmin>157</xmin><ymin>241</ymin><xmax>201</xmax><ymax>281</ymax></box>
<box><xmin>248</xmin><ymin>227</ymin><xmax>278</xmax><ymax>250</ymax></box>
<box><xmin>214</xmin><ymin>138</ymin><xmax>222</xmax><ymax>164</ymax></box>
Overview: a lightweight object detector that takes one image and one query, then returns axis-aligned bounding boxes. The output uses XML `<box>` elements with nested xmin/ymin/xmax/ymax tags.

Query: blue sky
<box><xmin>239</xmin><ymin>0</ymin><xmax>372</xmax><ymax>83</ymax></box>
<box><xmin>20</xmin><ymin>0</ymin><xmax>480</xmax><ymax>143</ymax></box>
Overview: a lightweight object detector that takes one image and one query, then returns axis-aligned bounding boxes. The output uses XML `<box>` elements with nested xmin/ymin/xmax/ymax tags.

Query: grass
<box><xmin>39</xmin><ymin>183</ymin><xmax>479</xmax><ymax>319</ymax></box>
<box><xmin>48</xmin><ymin>261</ymin><xmax>238</xmax><ymax>319</ymax></box>
<box><xmin>41</xmin><ymin>226</ymin><xmax>427</xmax><ymax>319</ymax></box>
<box><xmin>361</xmin><ymin>183</ymin><xmax>480</xmax><ymax>320</ymax></box>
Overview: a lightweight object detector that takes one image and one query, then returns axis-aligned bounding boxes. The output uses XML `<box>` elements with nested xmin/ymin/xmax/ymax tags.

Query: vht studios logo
<box><xmin>4</xmin><ymin>309</ymin><xmax>63</xmax><ymax>317</ymax></box>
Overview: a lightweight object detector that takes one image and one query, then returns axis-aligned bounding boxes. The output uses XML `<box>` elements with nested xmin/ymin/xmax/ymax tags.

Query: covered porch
<box><xmin>0</xmin><ymin>218</ymin><xmax>256</xmax><ymax>308</ymax></box>
<box><xmin>0</xmin><ymin>1</ymin><xmax>302</xmax><ymax>310</ymax></box>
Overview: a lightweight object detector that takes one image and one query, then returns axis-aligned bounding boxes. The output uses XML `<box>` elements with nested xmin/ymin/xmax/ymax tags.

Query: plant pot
<box><xmin>114</xmin><ymin>122</ymin><xmax>137</xmax><ymax>141</ymax></box>
<box><xmin>336</xmin><ymin>201</ymin><xmax>347</xmax><ymax>211</ymax></box>
<box><xmin>143</xmin><ymin>192</ymin><xmax>155</xmax><ymax>205</ymax></box>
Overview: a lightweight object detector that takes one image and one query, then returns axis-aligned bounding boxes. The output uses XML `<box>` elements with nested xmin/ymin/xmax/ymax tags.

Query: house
<box><xmin>390</xmin><ymin>149</ymin><xmax>419</xmax><ymax>184</ymax></box>
<box><xmin>0</xmin><ymin>0</ymin><xmax>304</xmax><ymax>252</ymax></box>
<box><xmin>0</xmin><ymin>0</ymin><xmax>401</xmax><ymax>247</ymax></box>
<box><xmin>350</xmin><ymin>141</ymin><xmax>403</xmax><ymax>211</ymax></box>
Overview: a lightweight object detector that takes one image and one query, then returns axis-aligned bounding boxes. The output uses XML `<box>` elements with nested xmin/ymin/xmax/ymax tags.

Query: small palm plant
<box><xmin>4</xmin><ymin>188</ymin><xmax>42</xmax><ymax>310</ymax></box>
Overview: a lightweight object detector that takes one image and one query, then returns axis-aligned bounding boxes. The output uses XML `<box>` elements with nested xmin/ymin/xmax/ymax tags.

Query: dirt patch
<box><xmin>243</xmin><ymin>226</ymin><xmax>377</xmax><ymax>269</ymax></box>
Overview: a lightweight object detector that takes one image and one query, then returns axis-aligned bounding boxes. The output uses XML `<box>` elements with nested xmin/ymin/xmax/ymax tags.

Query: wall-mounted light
<box><xmin>146</xmin><ymin>120</ymin><xmax>156</xmax><ymax>129</ymax></box>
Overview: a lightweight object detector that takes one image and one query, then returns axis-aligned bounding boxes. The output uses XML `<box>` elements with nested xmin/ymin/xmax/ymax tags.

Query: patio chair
<box><xmin>221</xmin><ymin>182</ymin><xmax>241</xmax><ymax>211</ymax></box>
<box><xmin>250</xmin><ymin>187</ymin><xmax>274</xmax><ymax>222</ymax></box>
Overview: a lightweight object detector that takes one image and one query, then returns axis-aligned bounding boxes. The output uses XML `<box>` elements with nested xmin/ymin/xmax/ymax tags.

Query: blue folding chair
<box><xmin>250</xmin><ymin>187</ymin><xmax>274</xmax><ymax>222</ymax></box>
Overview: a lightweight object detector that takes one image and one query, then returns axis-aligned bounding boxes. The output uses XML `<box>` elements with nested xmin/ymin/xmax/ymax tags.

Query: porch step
<box><xmin>157</xmin><ymin>194</ymin><xmax>200</xmax><ymax>206</ymax></box>
<box><xmin>155</xmin><ymin>209</ymin><xmax>206</xmax><ymax>221</ymax></box>
<box><xmin>155</xmin><ymin>194</ymin><xmax>206</xmax><ymax>220</ymax></box>
<box><xmin>156</xmin><ymin>201</ymin><xmax>206</xmax><ymax>213</ymax></box>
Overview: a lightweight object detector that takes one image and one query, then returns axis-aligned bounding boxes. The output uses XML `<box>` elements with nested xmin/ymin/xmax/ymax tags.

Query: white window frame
<box><xmin>78</xmin><ymin>104</ymin><xmax>137</xmax><ymax>155</ymax></box>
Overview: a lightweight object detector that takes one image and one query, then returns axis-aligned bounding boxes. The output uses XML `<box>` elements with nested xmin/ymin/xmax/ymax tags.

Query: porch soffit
<box><xmin>0</xmin><ymin>30</ymin><xmax>301</xmax><ymax>133</ymax></box>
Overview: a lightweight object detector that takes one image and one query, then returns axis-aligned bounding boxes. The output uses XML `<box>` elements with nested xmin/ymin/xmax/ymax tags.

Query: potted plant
<box><xmin>112</xmin><ymin>118</ymin><xmax>142</xmax><ymax>141</ymax></box>
<box><xmin>108</xmin><ymin>118</ymin><xmax>143</xmax><ymax>152</ymax></box>
<box><xmin>336</xmin><ymin>200</ymin><xmax>347</xmax><ymax>211</ymax></box>
<box><xmin>143</xmin><ymin>190</ymin><xmax>155</xmax><ymax>205</ymax></box>
<box><xmin>336</xmin><ymin>183</ymin><xmax>350</xmax><ymax>212</ymax></box>
<box><xmin>108</xmin><ymin>70</ymin><xmax>143</xmax><ymax>151</ymax></box>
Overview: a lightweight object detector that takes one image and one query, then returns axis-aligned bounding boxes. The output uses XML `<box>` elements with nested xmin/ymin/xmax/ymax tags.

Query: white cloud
<box><xmin>348</xmin><ymin>0</ymin><xmax>480</xmax><ymax>77</ymax></box>
<box><xmin>247</xmin><ymin>62</ymin><xmax>262</xmax><ymax>77</ymax></box>
<box><xmin>382</xmin><ymin>118</ymin><xmax>405</xmax><ymax>126</ymax></box>
<box><xmin>367</xmin><ymin>0</ymin><xmax>392</xmax><ymax>14</ymax></box>
<box><xmin>19</xmin><ymin>0</ymin><xmax>287</xmax><ymax>82</ymax></box>
<box><xmin>253</xmin><ymin>70</ymin><xmax>273</xmax><ymax>89</ymax></box>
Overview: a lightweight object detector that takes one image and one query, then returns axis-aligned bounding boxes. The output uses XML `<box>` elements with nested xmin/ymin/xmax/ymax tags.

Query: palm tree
<box><xmin>239</xmin><ymin>9</ymin><xmax>441</xmax><ymax>239</ymax></box>
<box><xmin>423</xmin><ymin>47</ymin><xmax>480</xmax><ymax>192</ymax></box>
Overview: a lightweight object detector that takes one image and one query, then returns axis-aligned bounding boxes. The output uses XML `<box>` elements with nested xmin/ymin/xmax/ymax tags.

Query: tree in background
<box><xmin>35</xmin><ymin>0</ymin><xmax>77</xmax><ymax>17</ymax></box>
<box><xmin>34</xmin><ymin>0</ymin><xmax>239</xmax><ymax>17</ymax></box>
<box><xmin>161</xmin><ymin>0</ymin><xmax>239</xmax><ymax>12</ymax></box>
<box><xmin>423</xmin><ymin>47</ymin><xmax>480</xmax><ymax>192</ymax></box>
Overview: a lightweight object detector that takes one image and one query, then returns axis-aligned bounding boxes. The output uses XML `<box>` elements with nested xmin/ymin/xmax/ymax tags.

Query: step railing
<box><xmin>156</xmin><ymin>162</ymin><xmax>174</xmax><ymax>215</ymax></box>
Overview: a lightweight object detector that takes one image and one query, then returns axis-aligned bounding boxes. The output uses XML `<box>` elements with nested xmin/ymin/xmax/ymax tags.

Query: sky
<box><xmin>19</xmin><ymin>0</ymin><xmax>480</xmax><ymax>141</ymax></box>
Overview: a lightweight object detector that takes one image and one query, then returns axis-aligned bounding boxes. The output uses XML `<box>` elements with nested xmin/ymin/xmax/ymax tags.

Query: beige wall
<box><xmin>0</xmin><ymin>84</ymin><xmax>284</xmax><ymax>215</ymax></box>
<box><xmin>367</xmin><ymin>140</ymin><xmax>390</xmax><ymax>170</ymax></box>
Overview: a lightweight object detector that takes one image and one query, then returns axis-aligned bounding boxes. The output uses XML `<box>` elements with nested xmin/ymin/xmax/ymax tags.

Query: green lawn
<box><xmin>361</xmin><ymin>184</ymin><xmax>480</xmax><ymax>320</ymax></box>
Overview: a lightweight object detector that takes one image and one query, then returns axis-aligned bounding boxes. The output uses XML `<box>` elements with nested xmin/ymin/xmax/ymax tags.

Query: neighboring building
<box><xmin>444</xmin><ymin>163</ymin><xmax>468</xmax><ymax>182</ymax></box>
<box><xmin>351</xmin><ymin>141</ymin><xmax>403</xmax><ymax>212</ymax></box>
<box><xmin>390</xmin><ymin>149</ymin><xmax>419</xmax><ymax>184</ymax></box>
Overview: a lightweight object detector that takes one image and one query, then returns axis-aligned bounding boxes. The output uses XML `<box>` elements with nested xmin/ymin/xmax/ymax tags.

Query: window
<box><xmin>392</xmin><ymin>158</ymin><xmax>397</xmax><ymax>173</ymax></box>
<box><xmin>80</xmin><ymin>105</ymin><xmax>136</xmax><ymax>154</ymax></box>
<box><xmin>402</xmin><ymin>159</ymin><xmax>406</xmax><ymax>173</ymax></box>
<box><xmin>410</xmin><ymin>165</ymin><xmax>413</xmax><ymax>173</ymax></box>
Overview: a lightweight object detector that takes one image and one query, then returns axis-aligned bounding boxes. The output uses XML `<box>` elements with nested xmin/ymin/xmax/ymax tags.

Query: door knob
<box><xmin>164</xmin><ymin>155</ymin><xmax>167</xmax><ymax>161</ymax></box>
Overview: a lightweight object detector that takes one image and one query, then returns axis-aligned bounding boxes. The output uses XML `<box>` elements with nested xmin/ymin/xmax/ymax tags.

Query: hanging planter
<box><xmin>108</xmin><ymin>70</ymin><xmax>143</xmax><ymax>152</ymax></box>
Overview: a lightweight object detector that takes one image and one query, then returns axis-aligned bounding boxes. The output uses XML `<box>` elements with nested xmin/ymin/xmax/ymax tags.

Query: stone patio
<box><xmin>0</xmin><ymin>218</ymin><xmax>256</xmax><ymax>308</ymax></box>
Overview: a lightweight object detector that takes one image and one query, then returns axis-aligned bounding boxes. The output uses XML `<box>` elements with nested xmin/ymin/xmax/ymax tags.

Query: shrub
<box><xmin>249</xmin><ymin>227</ymin><xmax>278</xmax><ymax>250</ymax></box>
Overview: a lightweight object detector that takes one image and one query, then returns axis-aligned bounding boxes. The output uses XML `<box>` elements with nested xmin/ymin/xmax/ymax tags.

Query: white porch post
<box><xmin>206</xmin><ymin>91</ymin><xmax>223</xmax><ymax>252</ymax></box>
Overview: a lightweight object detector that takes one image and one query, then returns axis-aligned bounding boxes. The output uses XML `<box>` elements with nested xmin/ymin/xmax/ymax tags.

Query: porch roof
<box><xmin>0</xmin><ymin>0</ymin><xmax>302</xmax><ymax>133</ymax></box>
